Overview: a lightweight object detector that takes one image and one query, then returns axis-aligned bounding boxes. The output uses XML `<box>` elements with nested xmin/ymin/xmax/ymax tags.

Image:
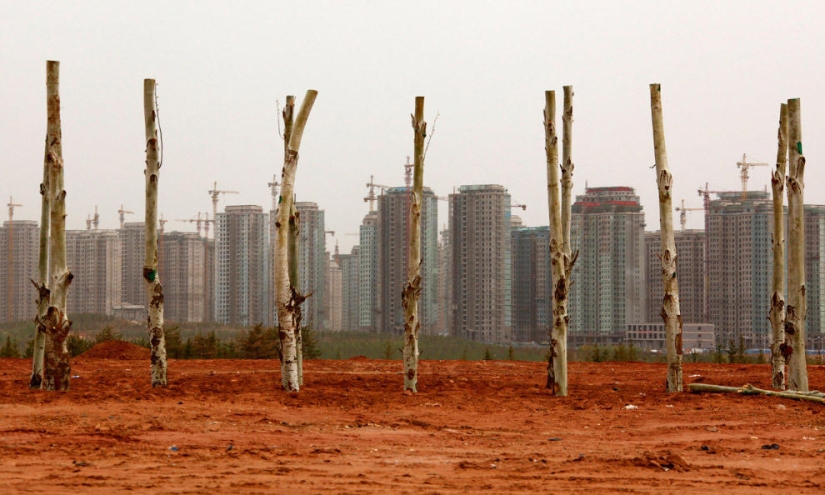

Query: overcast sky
<box><xmin>2</xmin><ymin>1</ymin><xmax>824</xmax><ymax>253</ymax></box>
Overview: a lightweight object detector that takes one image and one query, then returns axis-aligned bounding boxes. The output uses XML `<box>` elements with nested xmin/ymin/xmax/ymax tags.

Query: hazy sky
<box><xmin>2</xmin><ymin>1</ymin><xmax>824</xmax><ymax>253</ymax></box>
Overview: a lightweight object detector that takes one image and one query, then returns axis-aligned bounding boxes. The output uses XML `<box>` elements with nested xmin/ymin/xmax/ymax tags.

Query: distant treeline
<box><xmin>1</xmin><ymin>313</ymin><xmax>812</xmax><ymax>364</ymax></box>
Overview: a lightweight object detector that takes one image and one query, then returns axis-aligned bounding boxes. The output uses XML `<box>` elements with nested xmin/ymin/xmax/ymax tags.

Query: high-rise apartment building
<box><xmin>805</xmin><ymin>205</ymin><xmax>825</xmax><ymax>338</ymax></box>
<box><xmin>707</xmin><ymin>192</ymin><xmax>772</xmax><ymax>348</ymax></box>
<box><xmin>511</xmin><ymin>226</ymin><xmax>551</xmax><ymax>343</ymax></box>
<box><xmin>448</xmin><ymin>184</ymin><xmax>512</xmax><ymax>343</ymax></box>
<box><xmin>325</xmin><ymin>248</ymin><xmax>343</xmax><ymax>331</ymax></box>
<box><xmin>358</xmin><ymin>211</ymin><xmax>379</xmax><ymax>332</ymax></box>
<box><xmin>296</xmin><ymin>202</ymin><xmax>325</xmax><ymax>330</ymax></box>
<box><xmin>377</xmin><ymin>187</ymin><xmax>438</xmax><ymax>335</ymax></box>
<box><xmin>161</xmin><ymin>231</ymin><xmax>206</xmax><ymax>323</ymax></box>
<box><xmin>119</xmin><ymin>222</ymin><xmax>146</xmax><ymax>308</ymax></box>
<box><xmin>339</xmin><ymin>245</ymin><xmax>361</xmax><ymax>331</ymax></box>
<box><xmin>645</xmin><ymin>229</ymin><xmax>706</xmax><ymax>324</ymax></box>
<box><xmin>66</xmin><ymin>229</ymin><xmax>122</xmax><ymax>315</ymax></box>
<box><xmin>569</xmin><ymin>187</ymin><xmax>646</xmax><ymax>341</ymax></box>
<box><xmin>0</xmin><ymin>221</ymin><xmax>40</xmax><ymax>322</ymax></box>
<box><xmin>214</xmin><ymin>205</ymin><xmax>270</xmax><ymax>326</ymax></box>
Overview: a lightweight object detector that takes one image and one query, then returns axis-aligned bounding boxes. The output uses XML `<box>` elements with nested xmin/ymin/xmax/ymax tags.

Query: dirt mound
<box><xmin>79</xmin><ymin>340</ymin><xmax>150</xmax><ymax>360</ymax></box>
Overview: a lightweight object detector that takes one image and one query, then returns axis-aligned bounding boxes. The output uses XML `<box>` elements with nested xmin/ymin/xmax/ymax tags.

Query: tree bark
<box><xmin>544</xmin><ymin>91</ymin><xmax>569</xmax><ymax>395</ymax></box>
<box><xmin>41</xmin><ymin>61</ymin><xmax>73</xmax><ymax>391</ymax></box>
<box><xmin>276</xmin><ymin>90</ymin><xmax>317</xmax><ymax>392</ymax></box>
<box><xmin>288</xmin><ymin>201</ymin><xmax>305</xmax><ymax>386</ymax></box>
<box><xmin>769</xmin><ymin>103</ymin><xmax>789</xmax><ymax>390</ymax></box>
<box><xmin>649</xmin><ymin>83</ymin><xmax>683</xmax><ymax>393</ymax></box>
<box><xmin>561</xmin><ymin>86</ymin><xmax>575</xmax><ymax>255</ymax></box>
<box><xmin>29</xmin><ymin>137</ymin><xmax>50</xmax><ymax>389</ymax></box>
<box><xmin>143</xmin><ymin>79</ymin><xmax>167</xmax><ymax>387</ymax></box>
<box><xmin>402</xmin><ymin>96</ymin><xmax>426</xmax><ymax>393</ymax></box>
<box><xmin>786</xmin><ymin>98</ymin><xmax>808</xmax><ymax>392</ymax></box>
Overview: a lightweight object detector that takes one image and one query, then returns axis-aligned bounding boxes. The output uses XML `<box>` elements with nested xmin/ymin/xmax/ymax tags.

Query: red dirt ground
<box><xmin>1</xmin><ymin>347</ymin><xmax>824</xmax><ymax>494</ymax></box>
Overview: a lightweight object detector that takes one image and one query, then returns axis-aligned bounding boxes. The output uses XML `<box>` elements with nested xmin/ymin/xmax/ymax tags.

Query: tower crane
<box><xmin>208</xmin><ymin>181</ymin><xmax>238</xmax><ymax>234</ymax></box>
<box><xmin>364</xmin><ymin>175</ymin><xmax>390</xmax><ymax>211</ymax></box>
<box><xmin>93</xmin><ymin>205</ymin><xmax>99</xmax><ymax>230</ymax></box>
<box><xmin>737</xmin><ymin>153</ymin><xmax>769</xmax><ymax>200</ymax></box>
<box><xmin>6</xmin><ymin>196</ymin><xmax>22</xmax><ymax>320</ymax></box>
<box><xmin>118</xmin><ymin>204</ymin><xmax>134</xmax><ymax>229</ymax></box>
<box><xmin>176</xmin><ymin>212</ymin><xmax>203</xmax><ymax>237</ymax></box>
<box><xmin>202</xmin><ymin>212</ymin><xmax>214</xmax><ymax>239</ymax></box>
<box><xmin>674</xmin><ymin>199</ymin><xmax>703</xmax><ymax>231</ymax></box>
<box><xmin>267</xmin><ymin>175</ymin><xmax>280</xmax><ymax>212</ymax></box>
<box><xmin>158</xmin><ymin>214</ymin><xmax>168</xmax><ymax>235</ymax></box>
<box><xmin>510</xmin><ymin>201</ymin><xmax>527</xmax><ymax>211</ymax></box>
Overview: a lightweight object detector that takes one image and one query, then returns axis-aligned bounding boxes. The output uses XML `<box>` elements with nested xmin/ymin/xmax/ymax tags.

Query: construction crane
<box><xmin>202</xmin><ymin>212</ymin><xmax>214</xmax><ymax>239</ymax></box>
<box><xmin>364</xmin><ymin>175</ymin><xmax>390</xmax><ymax>211</ymax></box>
<box><xmin>176</xmin><ymin>212</ymin><xmax>203</xmax><ymax>237</ymax></box>
<box><xmin>674</xmin><ymin>199</ymin><xmax>703</xmax><ymax>232</ymax></box>
<box><xmin>737</xmin><ymin>153</ymin><xmax>769</xmax><ymax>200</ymax></box>
<box><xmin>695</xmin><ymin>183</ymin><xmax>729</xmax><ymax>325</ymax></box>
<box><xmin>86</xmin><ymin>205</ymin><xmax>101</xmax><ymax>230</ymax></box>
<box><xmin>118</xmin><ymin>204</ymin><xmax>134</xmax><ymax>229</ymax></box>
<box><xmin>6</xmin><ymin>197</ymin><xmax>22</xmax><ymax>320</ymax></box>
<box><xmin>404</xmin><ymin>156</ymin><xmax>413</xmax><ymax>190</ymax></box>
<box><xmin>208</xmin><ymin>181</ymin><xmax>239</xmax><ymax>232</ymax></box>
<box><xmin>510</xmin><ymin>201</ymin><xmax>527</xmax><ymax>211</ymax></box>
<box><xmin>158</xmin><ymin>214</ymin><xmax>168</xmax><ymax>234</ymax></box>
<box><xmin>267</xmin><ymin>175</ymin><xmax>280</xmax><ymax>212</ymax></box>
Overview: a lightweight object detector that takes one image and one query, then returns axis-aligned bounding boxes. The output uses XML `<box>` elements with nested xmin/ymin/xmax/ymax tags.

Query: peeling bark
<box><xmin>40</xmin><ymin>61</ymin><xmax>73</xmax><ymax>391</ymax></box>
<box><xmin>545</xmin><ymin>91</ymin><xmax>568</xmax><ymax>395</ymax></box>
<box><xmin>403</xmin><ymin>96</ymin><xmax>426</xmax><ymax>393</ymax></box>
<box><xmin>144</xmin><ymin>79</ymin><xmax>167</xmax><ymax>387</ymax></box>
<box><xmin>649</xmin><ymin>84</ymin><xmax>683</xmax><ymax>393</ymax></box>
<box><xmin>786</xmin><ymin>98</ymin><xmax>808</xmax><ymax>392</ymax></box>
<box><xmin>769</xmin><ymin>103</ymin><xmax>788</xmax><ymax>390</ymax></box>
<box><xmin>30</xmin><ymin>138</ymin><xmax>50</xmax><ymax>389</ymax></box>
<box><xmin>276</xmin><ymin>91</ymin><xmax>317</xmax><ymax>392</ymax></box>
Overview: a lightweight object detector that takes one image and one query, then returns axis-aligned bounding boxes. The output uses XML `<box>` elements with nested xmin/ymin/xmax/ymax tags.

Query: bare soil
<box><xmin>2</xmin><ymin>344</ymin><xmax>824</xmax><ymax>494</ymax></box>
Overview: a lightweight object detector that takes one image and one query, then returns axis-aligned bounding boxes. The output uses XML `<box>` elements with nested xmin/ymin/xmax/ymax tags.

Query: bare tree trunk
<box><xmin>649</xmin><ymin>83</ymin><xmax>683</xmax><ymax>393</ymax></box>
<box><xmin>275</xmin><ymin>90</ymin><xmax>317</xmax><ymax>392</ymax></box>
<box><xmin>288</xmin><ymin>201</ymin><xmax>305</xmax><ymax>386</ymax></box>
<box><xmin>143</xmin><ymin>79</ymin><xmax>167</xmax><ymax>387</ymax></box>
<box><xmin>41</xmin><ymin>61</ymin><xmax>73</xmax><ymax>391</ymax></box>
<box><xmin>402</xmin><ymin>96</ymin><xmax>426</xmax><ymax>393</ymax></box>
<box><xmin>769</xmin><ymin>103</ymin><xmax>789</xmax><ymax>390</ymax></box>
<box><xmin>544</xmin><ymin>90</ymin><xmax>568</xmax><ymax>395</ymax></box>
<box><xmin>29</xmin><ymin>137</ymin><xmax>50</xmax><ymax>389</ymax></box>
<box><xmin>786</xmin><ymin>97</ymin><xmax>808</xmax><ymax>392</ymax></box>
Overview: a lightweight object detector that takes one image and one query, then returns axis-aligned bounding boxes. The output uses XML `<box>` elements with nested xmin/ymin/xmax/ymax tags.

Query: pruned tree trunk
<box><xmin>649</xmin><ymin>83</ymin><xmax>683</xmax><ymax>393</ymax></box>
<box><xmin>786</xmin><ymin>98</ymin><xmax>808</xmax><ymax>392</ymax></box>
<box><xmin>29</xmin><ymin>137</ymin><xmax>50</xmax><ymax>389</ymax></box>
<box><xmin>544</xmin><ymin>90</ymin><xmax>568</xmax><ymax>395</ymax></box>
<box><xmin>288</xmin><ymin>201</ymin><xmax>305</xmax><ymax>386</ymax></box>
<box><xmin>143</xmin><ymin>79</ymin><xmax>167</xmax><ymax>387</ymax></box>
<box><xmin>275</xmin><ymin>90</ymin><xmax>317</xmax><ymax>392</ymax></box>
<box><xmin>402</xmin><ymin>96</ymin><xmax>426</xmax><ymax>393</ymax></box>
<box><xmin>769</xmin><ymin>103</ymin><xmax>789</xmax><ymax>390</ymax></box>
<box><xmin>41</xmin><ymin>60</ymin><xmax>73</xmax><ymax>391</ymax></box>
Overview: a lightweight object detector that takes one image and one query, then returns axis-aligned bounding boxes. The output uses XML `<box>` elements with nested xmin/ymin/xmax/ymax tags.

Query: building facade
<box><xmin>161</xmin><ymin>231</ymin><xmax>206</xmax><ymax>323</ymax></box>
<box><xmin>358</xmin><ymin>210</ymin><xmax>379</xmax><ymax>332</ymax></box>
<box><xmin>0</xmin><ymin>221</ymin><xmax>40</xmax><ymax>322</ymax></box>
<box><xmin>214</xmin><ymin>205</ymin><xmax>270</xmax><ymax>326</ymax></box>
<box><xmin>569</xmin><ymin>187</ymin><xmax>646</xmax><ymax>341</ymax></box>
<box><xmin>339</xmin><ymin>245</ymin><xmax>361</xmax><ymax>331</ymax></box>
<box><xmin>66</xmin><ymin>229</ymin><xmax>122</xmax><ymax>316</ymax></box>
<box><xmin>448</xmin><ymin>184</ymin><xmax>512</xmax><ymax>343</ymax></box>
<box><xmin>377</xmin><ymin>187</ymin><xmax>439</xmax><ymax>335</ymax></box>
<box><xmin>118</xmin><ymin>222</ymin><xmax>146</xmax><ymax>309</ymax></box>
<box><xmin>511</xmin><ymin>226</ymin><xmax>551</xmax><ymax>343</ymax></box>
<box><xmin>645</xmin><ymin>229</ymin><xmax>706</xmax><ymax>324</ymax></box>
<box><xmin>296</xmin><ymin>202</ymin><xmax>326</xmax><ymax>330</ymax></box>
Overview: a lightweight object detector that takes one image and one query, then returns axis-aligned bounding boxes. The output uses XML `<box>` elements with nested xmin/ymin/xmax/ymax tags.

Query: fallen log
<box><xmin>688</xmin><ymin>383</ymin><xmax>824</xmax><ymax>404</ymax></box>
